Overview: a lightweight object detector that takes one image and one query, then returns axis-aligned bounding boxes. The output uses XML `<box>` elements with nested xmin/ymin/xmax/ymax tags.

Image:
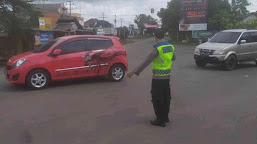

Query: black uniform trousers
<box><xmin>151</xmin><ymin>79</ymin><xmax>171</xmax><ymax>122</ymax></box>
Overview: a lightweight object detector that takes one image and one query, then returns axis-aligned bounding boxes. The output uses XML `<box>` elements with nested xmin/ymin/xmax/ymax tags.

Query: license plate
<box><xmin>201</xmin><ymin>53</ymin><xmax>209</xmax><ymax>57</ymax></box>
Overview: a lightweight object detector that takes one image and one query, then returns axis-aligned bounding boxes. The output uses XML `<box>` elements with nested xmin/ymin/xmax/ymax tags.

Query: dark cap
<box><xmin>154</xmin><ymin>28</ymin><xmax>165</xmax><ymax>39</ymax></box>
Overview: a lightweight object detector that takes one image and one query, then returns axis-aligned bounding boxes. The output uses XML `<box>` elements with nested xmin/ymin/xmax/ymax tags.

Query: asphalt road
<box><xmin>0</xmin><ymin>38</ymin><xmax>256</xmax><ymax>144</ymax></box>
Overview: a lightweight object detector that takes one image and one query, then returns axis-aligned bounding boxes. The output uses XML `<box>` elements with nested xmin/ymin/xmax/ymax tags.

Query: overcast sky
<box><xmin>42</xmin><ymin>0</ymin><xmax>257</xmax><ymax>26</ymax></box>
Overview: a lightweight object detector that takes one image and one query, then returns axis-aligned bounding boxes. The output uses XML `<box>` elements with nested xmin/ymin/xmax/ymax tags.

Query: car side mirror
<box><xmin>239</xmin><ymin>40</ymin><xmax>246</xmax><ymax>44</ymax></box>
<box><xmin>53</xmin><ymin>49</ymin><xmax>61</xmax><ymax>56</ymax></box>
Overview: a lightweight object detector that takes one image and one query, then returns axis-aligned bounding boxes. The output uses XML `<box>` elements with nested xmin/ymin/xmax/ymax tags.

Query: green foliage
<box><xmin>134</xmin><ymin>14</ymin><xmax>157</xmax><ymax>35</ymax></box>
<box><xmin>117</xmin><ymin>26</ymin><xmax>130</xmax><ymax>40</ymax></box>
<box><xmin>208</xmin><ymin>0</ymin><xmax>231</xmax><ymax>20</ymax></box>
<box><xmin>158</xmin><ymin>0</ymin><xmax>252</xmax><ymax>40</ymax></box>
<box><xmin>157</xmin><ymin>0</ymin><xmax>180</xmax><ymax>34</ymax></box>
<box><xmin>236</xmin><ymin>19</ymin><xmax>257</xmax><ymax>29</ymax></box>
<box><xmin>208</xmin><ymin>10</ymin><xmax>238</xmax><ymax>30</ymax></box>
<box><xmin>231</xmin><ymin>0</ymin><xmax>251</xmax><ymax>17</ymax></box>
<box><xmin>0</xmin><ymin>0</ymin><xmax>42</xmax><ymax>36</ymax></box>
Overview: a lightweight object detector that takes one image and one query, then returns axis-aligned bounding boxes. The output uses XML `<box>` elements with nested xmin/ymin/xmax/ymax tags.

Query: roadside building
<box><xmin>71</xmin><ymin>13</ymin><xmax>84</xmax><ymax>26</ymax></box>
<box><xmin>84</xmin><ymin>19</ymin><xmax>115</xmax><ymax>36</ymax></box>
<box><xmin>32</xmin><ymin>3</ymin><xmax>69</xmax><ymax>47</ymax></box>
<box><xmin>143</xmin><ymin>24</ymin><xmax>159</xmax><ymax>36</ymax></box>
<box><xmin>33</xmin><ymin>3</ymin><xmax>69</xmax><ymax>28</ymax></box>
<box><xmin>243</xmin><ymin>14</ymin><xmax>257</xmax><ymax>23</ymax></box>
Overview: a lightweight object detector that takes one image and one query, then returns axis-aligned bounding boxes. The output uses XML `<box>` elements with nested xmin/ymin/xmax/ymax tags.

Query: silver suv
<box><xmin>194</xmin><ymin>29</ymin><xmax>257</xmax><ymax>70</ymax></box>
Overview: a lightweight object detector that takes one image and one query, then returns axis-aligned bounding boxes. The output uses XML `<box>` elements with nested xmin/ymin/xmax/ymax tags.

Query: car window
<box><xmin>33</xmin><ymin>38</ymin><xmax>64</xmax><ymax>53</ymax></box>
<box><xmin>60</xmin><ymin>40</ymin><xmax>85</xmax><ymax>55</ymax></box>
<box><xmin>240</xmin><ymin>32</ymin><xmax>253</xmax><ymax>43</ymax></box>
<box><xmin>250</xmin><ymin>32</ymin><xmax>257</xmax><ymax>42</ymax></box>
<box><xmin>88</xmin><ymin>39</ymin><xmax>113</xmax><ymax>50</ymax></box>
<box><xmin>209</xmin><ymin>32</ymin><xmax>241</xmax><ymax>44</ymax></box>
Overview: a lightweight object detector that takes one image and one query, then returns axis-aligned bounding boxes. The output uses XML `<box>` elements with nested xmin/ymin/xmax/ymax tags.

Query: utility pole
<box><xmin>119</xmin><ymin>18</ymin><xmax>125</xmax><ymax>27</ymax></box>
<box><xmin>114</xmin><ymin>15</ymin><xmax>117</xmax><ymax>36</ymax></box>
<box><xmin>114</xmin><ymin>15</ymin><xmax>117</xmax><ymax>29</ymax></box>
<box><xmin>118</xmin><ymin>18</ymin><xmax>125</xmax><ymax>39</ymax></box>
<box><xmin>66</xmin><ymin>1</ymin><xmax>74</xmax><ymax>16</ymax></box>
<box><xmin>99</xmin><ymin>12</ymin><xmax>107</xmax><ymax>28</ymax></box>
<box><xmin>100</xmin><ymin>12</ymin><xmax>107</xmax><ymax>21</ymax></box>
<box><xmin>79</xmin><ymin>1</ymin><xmax>81</xmax><ymax>15</ymax></box>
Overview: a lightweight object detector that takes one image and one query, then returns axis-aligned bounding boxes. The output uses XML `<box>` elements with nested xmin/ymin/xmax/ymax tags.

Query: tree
<box><xmin>0</xmin><ymin>0</ymin><xmax>42</xmax><ymax>36</ymax></box>
<box><xmin>231</xmin><ymin>0</ymin><xmax>251</xmax><ymax>17</ymax></box>
<box><xmin>157</xmin><ymin>0</ymin><xmax>251</xmax><ymax>39</ymax></box>
<box><xmin>134</xmin><ymin>14</ymin><xmax>157</xmax><ymax>35</ymax></box>
<box><xmin>208</xmin><ymin>0</ymin><xmax>231</xmax><ymax>20</ymax></box>
<box><xmin>157</xmin><ymin>0</ymin><xmax>180</xmax><ymax>40</ymax></box>
<box><xmin>208</xmin><ymin>0</ymin><xmax>250</xmax><ymax>30</ymax></box>
<box><xmin>236</xmin><ymin>19</ymin><xmax>257</xmax><ymax>29</ymax></box>
<box><xmin>208</xmin><ymin>10</ymin><xmax>238</xmax><ymax>30</ymax></box>
<box><xmin>117</xmin><ymin>26</ymin><xmax>129</xmax><ymax>40</ymax></box>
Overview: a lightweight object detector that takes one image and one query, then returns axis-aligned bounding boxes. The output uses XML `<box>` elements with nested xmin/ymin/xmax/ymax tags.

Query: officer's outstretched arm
<box><xmin>172</xmin><ymin>54</ymin><xmax>176</xmax><ymax>61</ymax></box>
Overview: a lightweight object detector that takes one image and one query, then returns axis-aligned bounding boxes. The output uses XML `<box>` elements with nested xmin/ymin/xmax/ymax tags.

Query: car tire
<box><xmin>223</xmin><ymin>55</ymin><xmax>237</xmax><ymax>71</ymax></box>
<box><xmin>108</xmin><ymin>64</ymin><xmax>125</xmax><ymax>82</ymax></box>
<box><xmin>195</xmin><ymin>60</ymin><xmax>207</xmax><ymax>67</ymax></box>
<box><xmin>26</xmin><ymin>69</ymin><xmax>50</xmax><ymax>90</ymax></box>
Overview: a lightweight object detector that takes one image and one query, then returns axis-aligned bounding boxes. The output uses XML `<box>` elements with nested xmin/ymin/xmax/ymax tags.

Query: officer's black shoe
<box><xmin>165</xmin><ymin>118</ymin><xmax>170</xmax><ymax>123</ymax></box>
<box><xmin>150</xmin><ymin>119</ymin><xmax>166</xmax><ymax>127</ymax></box>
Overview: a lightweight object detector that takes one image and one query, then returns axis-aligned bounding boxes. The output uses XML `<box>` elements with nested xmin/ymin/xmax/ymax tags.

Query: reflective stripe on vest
<box><xmin>153</xmin><ymin>69</ymin><xmax>171</xmax><ymax>75</ymax></box>
<box><xmin>152</xmin><ymin>42</ymin><xmax>174</xmax><ymax>76</ymax></box>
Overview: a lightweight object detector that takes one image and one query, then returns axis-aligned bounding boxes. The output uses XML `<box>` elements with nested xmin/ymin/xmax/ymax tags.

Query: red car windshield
<box><xmin>33</xmin><ymin>38</ymin><xmax>64</xmax><ymax>53</ymax></box>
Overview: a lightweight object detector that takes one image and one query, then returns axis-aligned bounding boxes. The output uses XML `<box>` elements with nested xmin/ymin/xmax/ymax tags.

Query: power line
<box><xmin>66</xmin><ymin>1</ymin><xmax>74</xmax><ymax>16</ymax></box>
<box><xmin>81</xmin><ymin>14</ymin><xmax>137</xmax><ymax>17</ymax></box>
<box><xmin>100</xmin><ymin>12</ymin><xmax>107</xmax><ymax>21</ymax></box>
<box><xmin>118</xmin><ymin>18</ymin><xmax>125</xmax><ymax>27</ymax></box>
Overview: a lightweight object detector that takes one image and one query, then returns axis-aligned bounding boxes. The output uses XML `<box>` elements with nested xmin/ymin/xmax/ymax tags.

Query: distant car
<box><xmin>4</xmin><ymin>35</ymin><xmax>128</xmax><ymax>89</ymax></box>
<box><xmin>194</xmin><ymin>29</ymin><xmax>257</xmax><ymax>70</ymax></box>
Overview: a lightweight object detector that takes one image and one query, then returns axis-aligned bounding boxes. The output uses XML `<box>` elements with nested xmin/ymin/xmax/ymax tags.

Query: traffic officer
<box><xmin>127</xmin><ymin>28</ymin><xmax>175</xmax><ymax>127</ymax></box>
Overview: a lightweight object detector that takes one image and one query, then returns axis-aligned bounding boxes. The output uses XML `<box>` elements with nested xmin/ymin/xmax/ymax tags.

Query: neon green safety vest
<box><xmin>152</xmin><ymin>41</ymin><xmax>174</xmax><ymax>76</ymax></box>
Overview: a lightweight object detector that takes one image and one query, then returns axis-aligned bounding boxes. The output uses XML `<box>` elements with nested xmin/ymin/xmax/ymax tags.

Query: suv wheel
<box><xmin>26</xmin><ymin>69</ymin><xmax>50</xmax><ymax>90</ymax></box>
<box><xmin>195</xmin><ymin>60</ymin><xmax>207</xmax><ymax>67</ymax></box>
<box><xmin>224</xmin><ymin>55</ymin><xmax>237</xmax><ymax>71</ymax></box>
<box><xmin>108</xmin><ymin>64</ymin><xmax>125</xmax><ymax>82</ymax></box>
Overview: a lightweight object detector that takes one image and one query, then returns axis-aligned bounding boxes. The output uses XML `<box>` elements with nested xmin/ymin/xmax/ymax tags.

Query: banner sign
<box><xmin>192</xmin><ymin>31</ymin><xmax>215</xmax><ymax>39</ymax></box>
<box><xmin>35</xmin><ymin>35</ymin><xmax>41</xmax><ymax>46</ymax></box>
<box><xmin>144</xmin><ymin>24</ymin><xmax>159</xmax><ymax>28</ymax></box>
<box><xmin>179</xmin><ymin>0</ymin><xmax>208</xmax><ymax>31</ymax></box>
<box><xmin>40</xmin><ymin>31</ymin><xmax>54</xmax><ymax>45</ymax></box>
<box><xmin>39</xmin><ymin>17</ymin><xmax>52</xmax><ymax>31</ymax></box>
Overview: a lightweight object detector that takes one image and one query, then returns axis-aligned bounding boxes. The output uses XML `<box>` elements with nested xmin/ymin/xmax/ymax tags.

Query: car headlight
<box><xmin>194</xmin><ymin>48</ymin><xmax>200</xmax><ymax>54</ymax></box>
<box><xmin>213</xmin><ymin>50</ymin><xmax>225</xmax><ymax>55</ymax></box>
<box><xmin>14</xmin><ymin>58</ymin><xmax>27</xmax><ymax>67</ymax></box>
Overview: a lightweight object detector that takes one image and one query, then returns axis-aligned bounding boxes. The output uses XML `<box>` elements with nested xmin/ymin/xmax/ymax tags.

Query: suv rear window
<box><xmin>250</xmin><ymin>32</ymin><xmax>257</xmax><ymax>42</ymax></box>
<box><xmin>209</xmin><ymin>32</ymin><xmax>241</xmax><ymax>44</ymax></box>
<box><xmin>88</xmin><ymin>39</ymin><xmax>113</xmax><ymax>50</ymax></box>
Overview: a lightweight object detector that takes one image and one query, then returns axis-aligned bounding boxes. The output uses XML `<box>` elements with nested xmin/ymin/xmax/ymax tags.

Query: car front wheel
<box><xmin>108</xmin><ymin>64</ymin><xmax>125</xmax><ymax>82</ymax></box>
<box><xmin>195</xmin><ymin>60</ymin><xmax>207</xmax><ymax>67</ymax></box>
<box><xmin>224</xmin><ymin>55</ymin><xmax>237</xmax><ymax>71</ymax></box>
<box><xmin>26</xmin><ymin>69</ymin><xmax>50</xmax><ymax>90</ymax></box>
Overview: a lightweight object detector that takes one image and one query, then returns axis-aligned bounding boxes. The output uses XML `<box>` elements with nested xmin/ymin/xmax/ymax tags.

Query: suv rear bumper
<box><xmin>194</xmin><ymin>54</ymin><xmax>226</xmax><ymax>64</ymax></box>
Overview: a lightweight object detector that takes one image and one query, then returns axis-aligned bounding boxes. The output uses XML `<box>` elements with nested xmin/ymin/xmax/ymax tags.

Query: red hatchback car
<box><xmin>4</xmin><ymin>35</ymin><xmax>128</xmax><ymax>89</ymax></box>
